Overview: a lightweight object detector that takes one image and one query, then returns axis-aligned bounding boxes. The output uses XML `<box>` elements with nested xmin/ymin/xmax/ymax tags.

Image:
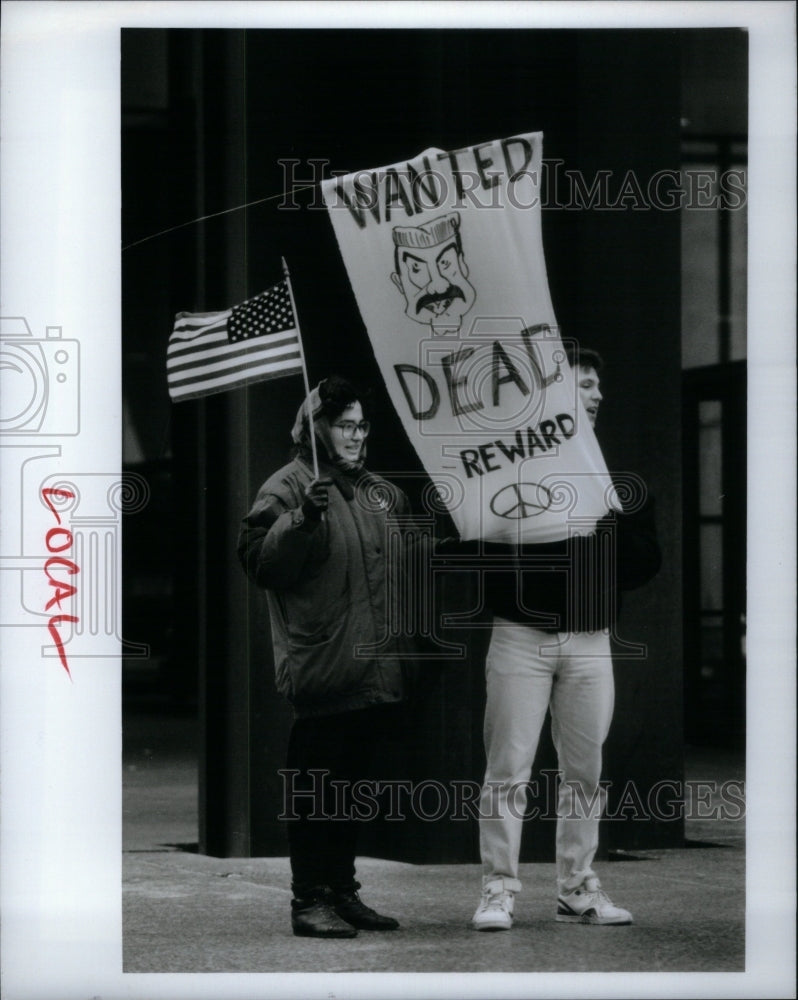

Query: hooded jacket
<box><xmin>238</xmin><ymin>454</ymin><xmax>414</xmax><ymax>718</ymax></box>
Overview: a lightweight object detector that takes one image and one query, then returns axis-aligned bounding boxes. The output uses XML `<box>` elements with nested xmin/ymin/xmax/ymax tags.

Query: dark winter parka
<box><xmin>238</xmin><ymin>455</ymin><xmax>414</xmax><ymax>718</ymax></box>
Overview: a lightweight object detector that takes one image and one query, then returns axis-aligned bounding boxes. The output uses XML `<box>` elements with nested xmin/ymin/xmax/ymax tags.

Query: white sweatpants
<box><xmin>479</xmin><ymin>617</ymin><xmax>615</xmax><ymax>893</ymax></box>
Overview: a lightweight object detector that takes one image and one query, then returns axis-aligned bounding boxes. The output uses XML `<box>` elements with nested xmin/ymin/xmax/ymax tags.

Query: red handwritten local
<box><xmin>41</xmin><ymin>488</ymin><xmax>79</xmax><ymax>677</ymax></box>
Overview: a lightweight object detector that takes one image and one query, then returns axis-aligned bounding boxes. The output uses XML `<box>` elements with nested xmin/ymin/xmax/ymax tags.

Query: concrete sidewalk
<box><xmin>123</xmin><ymin>712</ymin><xmax>745</xmax><ymax>975</ymax></box>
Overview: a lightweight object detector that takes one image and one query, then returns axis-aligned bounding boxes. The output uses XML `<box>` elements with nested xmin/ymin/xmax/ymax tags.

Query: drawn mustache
<box><xmin>416</xmin><ymin>285</ymin><xmax>466</xmax><ymax>313</ymax></box>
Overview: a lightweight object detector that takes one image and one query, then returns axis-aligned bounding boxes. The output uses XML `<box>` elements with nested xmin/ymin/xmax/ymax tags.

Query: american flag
<box><xmin>167</xmin><ymin>280</ymin><xmax>303</xmax><ymax>401</ymax></box>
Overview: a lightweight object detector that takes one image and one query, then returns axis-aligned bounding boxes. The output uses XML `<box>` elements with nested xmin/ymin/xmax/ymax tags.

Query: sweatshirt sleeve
<box><xmin>598</xmin><ymin>495</ymin><xmax>662</xmax><ymax>591</ymax></box>
<box><xmin>237</xmin><ymin>483</ymin><xmax>329</xmax><ymax>591</ymax></box>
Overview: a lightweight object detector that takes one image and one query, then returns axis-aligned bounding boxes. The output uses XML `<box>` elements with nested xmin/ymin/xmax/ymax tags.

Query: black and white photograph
<box><xmin>0</xmin><ymin>3</ymin><xmax>795</xmax><ymax>999</ymax></box>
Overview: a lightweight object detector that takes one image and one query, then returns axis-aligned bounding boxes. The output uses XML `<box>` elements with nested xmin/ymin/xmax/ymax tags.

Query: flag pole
<box><xmin>282</xmin><ymin>257</ymin><xmax>319</xmax><ymax>479</ymax></box>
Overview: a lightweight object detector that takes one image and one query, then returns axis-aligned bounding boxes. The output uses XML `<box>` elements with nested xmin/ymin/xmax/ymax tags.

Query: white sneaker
<box><xmin>556</xmin><ymin>877</ymin><xmax>633</xmax><ymax>925</ymax></box>
<box><xmin>472</xmin><ymin>879</ymin><xmax>515</xmax><ymax>931</ymax></box>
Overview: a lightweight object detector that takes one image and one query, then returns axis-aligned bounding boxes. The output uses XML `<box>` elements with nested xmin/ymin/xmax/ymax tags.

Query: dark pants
<box><xmin>284</xmin><ymin>702</ymin><xmax>403</xmax><ymax>898</ymax></box>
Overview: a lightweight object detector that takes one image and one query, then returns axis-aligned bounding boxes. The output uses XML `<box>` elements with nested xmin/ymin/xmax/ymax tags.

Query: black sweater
<box><xmin>439</xmin><ymin>497</ymin><xmax>661</xmax><ymax>633</ymax></box>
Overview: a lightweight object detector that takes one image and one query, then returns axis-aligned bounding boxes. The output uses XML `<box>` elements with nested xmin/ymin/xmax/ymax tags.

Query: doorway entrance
<box><xmin>682</xmin><ymin>361</ymin><xmax>746</xmax><ymax>748</ymax></box>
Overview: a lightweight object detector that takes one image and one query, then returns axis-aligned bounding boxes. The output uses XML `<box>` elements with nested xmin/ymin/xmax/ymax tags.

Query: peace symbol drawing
<box><xmin>489</xmin><ymin>481</ymin><xmax>553</xmax><ymax>519</ymax></box>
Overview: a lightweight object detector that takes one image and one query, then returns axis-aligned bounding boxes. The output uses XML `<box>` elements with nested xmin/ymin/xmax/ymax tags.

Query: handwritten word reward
<box><xmin>41</xmin><ymin>487</ymin><xmax>79</xmax><ymax>678</ymax></box>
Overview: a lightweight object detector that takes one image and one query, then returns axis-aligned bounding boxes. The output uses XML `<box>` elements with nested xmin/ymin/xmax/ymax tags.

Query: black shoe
<box><xmin>291</xmin><ymin>889</ymin><xmax>358</xmax><ymax>938</ymax></box>
<box><xmin>331</xmin><ymin>885</ymin><xmax>399</xmax><ymax>931</ymax></box>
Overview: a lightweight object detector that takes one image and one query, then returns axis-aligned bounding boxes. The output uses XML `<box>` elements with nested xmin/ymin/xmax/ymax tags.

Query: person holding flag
<box><xmin>237</xmin><ymin>375</ymin><xmax>416</xmax><ymax>939</ymax></box>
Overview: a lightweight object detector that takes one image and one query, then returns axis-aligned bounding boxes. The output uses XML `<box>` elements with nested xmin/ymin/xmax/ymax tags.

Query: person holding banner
<box><xmin>237</xmin><ymin>375</ymin><xmax>414</xmax><ymax>939</ymax></box>
<box><xmin>469</xmin><ymin>346</ymin><xmax>662</xmax><ymax>931</ymax></box>
<box><xmin>319</xmin><ymin>131</ymin><xmax>660</xmax><ymax>932</ymax></box>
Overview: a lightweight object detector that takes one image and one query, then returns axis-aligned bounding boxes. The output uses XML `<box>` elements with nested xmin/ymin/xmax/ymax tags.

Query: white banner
<box><xmin>322</xmin><ymin>132</ymin><xmax>616</xmax><ymax>542</ymax></box>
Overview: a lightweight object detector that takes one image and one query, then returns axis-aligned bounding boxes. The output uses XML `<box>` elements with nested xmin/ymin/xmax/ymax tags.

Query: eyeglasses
<box><xmin>332</xmin><ymin>420</ymin><xmax>370</xmax><ymax>439</ymax></box>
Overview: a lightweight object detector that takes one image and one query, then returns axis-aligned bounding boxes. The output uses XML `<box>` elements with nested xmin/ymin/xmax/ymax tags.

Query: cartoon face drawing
<box><xmin>390</xmin><ymin>212</ymin><xmax>476</xmax><ymax>334</ymax></box>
